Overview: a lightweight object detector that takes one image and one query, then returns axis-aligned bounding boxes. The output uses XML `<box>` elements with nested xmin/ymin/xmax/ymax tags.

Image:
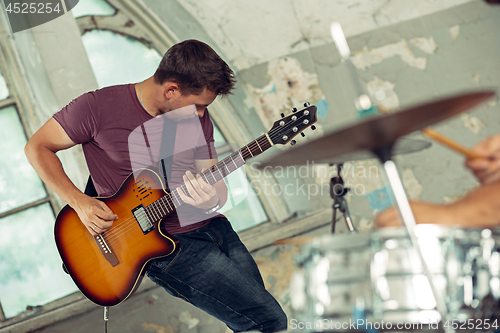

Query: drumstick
<box><xmin>420</xmin><ymin>127</ymin><xmax>481</xmax><ymax>159</ymax></box>
<box><xmin>377</xmin><ymin>105</ymin><xmax>482</xmax><ymax>159</ymax></box>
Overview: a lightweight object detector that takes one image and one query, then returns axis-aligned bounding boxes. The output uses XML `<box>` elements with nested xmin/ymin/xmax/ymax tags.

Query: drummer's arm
<box><xmin>452</xmin><ymin>181</ymin><xmax>500</xmax><ymax>227</ymax></box>
<box><xmin>376</xmin><ymin>181</ymin><xmax>500</xmax><ymax>228</ymax></box>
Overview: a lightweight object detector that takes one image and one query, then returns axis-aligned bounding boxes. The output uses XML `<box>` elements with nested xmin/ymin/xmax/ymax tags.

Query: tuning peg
<box><xmin>304</xmin><ymin>102</ymin><xmax>310</xmax><ymax>107</ymax></box>
<box><xmin>311</xmin><ymin>125</ymin><xmax>316</xmax><ymax>130</ymax></box>
<box><xmin>280</xmin><ymin>113</ymin><xmax>285</xmax><ymax>118</ymax></box>
<box><xmin>292</xmin><ymin>107</ymin><xmax>297</xmax><ymax>112</ymax></box>
<box><xmin>290</xmin><ymin>140</ymin><xmax>297</xmax><ymax>146</ymax></box>
<box><xmin>301</xmin><ymin>132</ymin><xmax>305</xmax><ymax>137</ymax></box>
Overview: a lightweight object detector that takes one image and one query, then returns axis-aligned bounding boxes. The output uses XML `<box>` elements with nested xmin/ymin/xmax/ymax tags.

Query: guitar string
<box><xmin>102</xmin><ymin>111</ymin><xmax>312</xmax><ymax>245</ymax></box>
<box><xmin>103</xmin><ymin>111</ymin><xmax>311</xmax><ymax>245</ymax></box>
<box><xmin>101</xmin><ymin>147</ymin><xmax>243</xmax><ymax>241</ymax></box>
<box><xmin>103</xmin><ymin>111</ymin><xmax>311</xmax><ymax>246</ymax></box>
<box><xmin>102</xmin><ymin>148</ymin><xmax>248</xmax><ymax>245</ymax></box>
<box><xmin>102</xmin><ymin>151</ymin><xmax>247</xmax><ymax>245</ymax></box>
<box><xmin>103</xmin><ymin>152</ymin><xmax>246</xmax><ymax>244</ymax></box>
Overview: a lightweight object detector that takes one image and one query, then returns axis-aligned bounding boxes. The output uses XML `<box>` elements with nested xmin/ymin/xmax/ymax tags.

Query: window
<box><xmin>81</xmin><ymin>30</ymin><xmax>161</xmax><ymax>88</ymax></box>
<box><xmin>71</xmin><ymin>0</ymin><xmax>116</xmax><ymax>18</ymax></box>
<box><xmin>0</xmin><ymin>100</ymin><xmax>77</xmax><ymax>318</ymax></box>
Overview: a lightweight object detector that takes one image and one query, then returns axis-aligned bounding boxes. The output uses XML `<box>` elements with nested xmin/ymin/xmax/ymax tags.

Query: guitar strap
<box><xmin>84</xmin><ymin>175</ymin><xmax>98</xmax><ymax>197</ymax></box>
<box><xmin>158</xmin><ymin>118</ymin><xmax>177</xmax><ymax>193</ymax></box>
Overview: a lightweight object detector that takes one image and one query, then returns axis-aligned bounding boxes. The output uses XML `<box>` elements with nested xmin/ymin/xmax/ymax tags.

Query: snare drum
<box><xmin>289</xmin><ymin>225</ymin><xmax>500</xmax><ymax>331</ymax></box>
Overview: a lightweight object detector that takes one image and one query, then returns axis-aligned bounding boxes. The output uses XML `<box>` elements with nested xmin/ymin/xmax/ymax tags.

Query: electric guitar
<box><xmin>54</xmin><ymin>104</ymin><xmax>317</xmax><ymax>307</ymax></box>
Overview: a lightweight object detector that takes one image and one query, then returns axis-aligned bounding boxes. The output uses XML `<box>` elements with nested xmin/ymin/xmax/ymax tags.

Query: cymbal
<box><xmin>261</xmin><ymin>90</ymin><xmax>495</xmax><ymax>167</ymax></box>
<box><xmin>314</xmin><ymin>138</ymin><xmax>431</xmax><ymax>165</ymax></box>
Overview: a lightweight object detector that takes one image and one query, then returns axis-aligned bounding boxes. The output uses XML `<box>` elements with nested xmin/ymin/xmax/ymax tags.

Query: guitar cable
<box><xmin>104</xmin><ymin>306</ymin><xmax>109</xmax><ymax>333</ymax></box>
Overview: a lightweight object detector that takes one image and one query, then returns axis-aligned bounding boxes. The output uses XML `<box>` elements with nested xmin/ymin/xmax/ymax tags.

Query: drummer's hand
<box><xmin>465</xmin><ymin>134</ymin><xmax>500</xmax><ymax>185</ymax></box>
<box><xmin>376</xmin><ymin>201</ymin><xmax>459</xmax><ymax>227</ymax></box>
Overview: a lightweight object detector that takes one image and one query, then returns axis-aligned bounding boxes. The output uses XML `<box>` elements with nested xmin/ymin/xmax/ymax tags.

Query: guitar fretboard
<box><xmin>144</xmin><ymin>134</ymin><xmax>273</xmax><ymax>222</ymax></box>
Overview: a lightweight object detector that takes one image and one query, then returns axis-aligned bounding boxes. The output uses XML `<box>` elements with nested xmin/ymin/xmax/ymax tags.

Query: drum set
<box><xmin>260</xmin><ymin>23</ymin><xmax>498</xmax><ymax>333</ymax></box>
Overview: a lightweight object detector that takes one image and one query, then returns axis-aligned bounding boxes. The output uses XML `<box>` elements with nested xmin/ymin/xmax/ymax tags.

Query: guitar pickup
<box><xmin>132</xmin><ymin>204</ymin><xmax>155</xmax><ymax>235</ymax></box>
<box><xmin>94</xmin><ymin>234</ymin><xmax>119</xmax><ymax>267</ymax></box>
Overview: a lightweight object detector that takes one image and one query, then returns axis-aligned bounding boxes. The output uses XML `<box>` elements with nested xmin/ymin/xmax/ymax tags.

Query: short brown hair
<box><xmin>154</xmin><ymin>40</ymin><xmax>236</xmax><ymax>96</ymax></box>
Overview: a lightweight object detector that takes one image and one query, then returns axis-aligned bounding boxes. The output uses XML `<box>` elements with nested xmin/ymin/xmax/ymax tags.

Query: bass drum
<box><xmin>289</xmin><ymin>225</ymin><xmax>500</xmax><ymax>332</ymax></box>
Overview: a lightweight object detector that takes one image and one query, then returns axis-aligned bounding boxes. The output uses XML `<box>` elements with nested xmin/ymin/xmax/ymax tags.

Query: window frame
<box><xmin>0</xmin><ymin>18</ymin><xmax>61</xmax><ymax>327</ymax></box>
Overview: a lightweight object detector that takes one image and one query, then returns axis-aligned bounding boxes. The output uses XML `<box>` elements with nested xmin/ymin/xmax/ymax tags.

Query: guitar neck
<box><xmin>148</xmin><ymin>134</ymin><xmax>273</xmax><ymax>220</ymax></box>
<box><xmin>145</xmin><ymin>103</ymin><xmax>318</xmax><ymax>222</ymax></box>
<box><xmin>199</xmin><ymin>134</ymin><xmax>273</xmax><ymax>185</ymax></box>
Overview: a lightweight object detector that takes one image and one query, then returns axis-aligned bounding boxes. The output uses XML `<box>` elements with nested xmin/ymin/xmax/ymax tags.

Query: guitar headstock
<box><xmin>267</xmin><ymin>103</ymin><xmax>318</xmax><ymax>146</ymax></box>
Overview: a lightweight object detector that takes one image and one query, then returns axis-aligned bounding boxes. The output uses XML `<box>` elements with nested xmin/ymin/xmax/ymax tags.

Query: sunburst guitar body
<box><xmin>54</xmin><ymin>169</ymin><xmax>178</xmax><ymax>307</ymax></box>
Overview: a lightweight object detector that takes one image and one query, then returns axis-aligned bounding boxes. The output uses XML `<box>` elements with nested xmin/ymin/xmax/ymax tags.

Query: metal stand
<box><xmin>330</xmin><ymin>163</ymin><xmax>356</xmax><ymax>234</ymax></box>
<box><xmin>373</xmin><ymin>144</ymin><xmax>453</xmax><ymax>333</ymax></box>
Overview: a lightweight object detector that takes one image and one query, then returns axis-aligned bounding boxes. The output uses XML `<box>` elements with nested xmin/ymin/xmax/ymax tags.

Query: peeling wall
<box><xmin>239</xmin><ymin>1</ymin><xmax>500</xmax><ymax>228</ymax></box>
<box><xmin>175</xmin><ymin>0</ymin><xmax>474</xmax><ymax>71</ymax></box>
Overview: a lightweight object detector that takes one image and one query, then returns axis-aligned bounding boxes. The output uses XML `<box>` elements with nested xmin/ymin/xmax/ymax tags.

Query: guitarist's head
<box><xmin>147</xmin><ymin>40</ymin><xmax>236</xmax><ymax>118</ymax></box>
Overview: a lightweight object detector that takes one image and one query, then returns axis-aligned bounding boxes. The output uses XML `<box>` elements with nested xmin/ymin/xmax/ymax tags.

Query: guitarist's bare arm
<box><xmin>176</xmin><ymin>159</ymin><xmax>228</xmax><ymax>210</ymax></box>
<box><xmin>25</xmin><ymin>118</ymin><xmax>118</xmax><ymax>236</ymax></box>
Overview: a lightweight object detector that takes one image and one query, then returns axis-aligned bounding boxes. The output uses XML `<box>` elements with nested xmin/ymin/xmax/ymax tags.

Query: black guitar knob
<box><xmin>281</xmin><ymin>113</ymin><xmax>285</xmax><ymax>118</ymax></box>
<box><xmin>292</xmin><ymin>107</ymin><xmax>297</xmax><ymax>112</ymax></box>
<box><xmin>311</xmin><ymin>125</ymin><xmax>316</xmax><ymax>130</ymax></box>
<box><xmin>290</xmin><ymin>140</ymin><xmax>297</xmax><ymax>146</ymax></box>
<box><xmin>301</xmin><ymin>132</ymin><xmax>305</xmax><ymax>137</ymax></box>
<box><xmin>304</xmin><ymin>102</ymin><xmax>310</xmax><ymax>107</ymax></box>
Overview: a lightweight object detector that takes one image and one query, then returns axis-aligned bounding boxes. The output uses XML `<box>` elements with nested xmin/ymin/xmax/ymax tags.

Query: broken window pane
<box><xmin>0</xmin><ymin>203</ymin><xmax>77</xmax><ymax>318</ymax></box>
<box><xmin>71</xmin><ymin>0</ymin><xmax>116</xmax><ymax>18</ymax></box>
<box><xmin>0</xmin><ymin>106</ymin><xmax>46</xmax><ymax>214</ymax></box>
<box><xmin>81</xmin><ymin>30</ymin><xmax>162</xmax><ymax>88</ymax></box>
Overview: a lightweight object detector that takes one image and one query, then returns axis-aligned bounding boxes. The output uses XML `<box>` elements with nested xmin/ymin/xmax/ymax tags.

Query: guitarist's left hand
<box><xmin>176</xmin><ymin>169</ymin><xmax>220</xmax><ymax>210</ymax></box>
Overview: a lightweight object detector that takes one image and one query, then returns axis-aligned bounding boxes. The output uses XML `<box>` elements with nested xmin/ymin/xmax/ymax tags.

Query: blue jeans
<box><xmin>146</xmin><ymin>216</ymin><xmax>287</xmax><ymax>333</ymax></box>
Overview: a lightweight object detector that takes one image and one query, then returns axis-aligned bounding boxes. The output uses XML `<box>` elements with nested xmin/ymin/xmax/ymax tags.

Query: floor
<box><xmin>32</xmin><ymin>285</ymin><xmax>230</xmax><ymax>333</ymax></box>
<box><xmin>30</xmin><ymin>224</ymin><xmax>331</xmax><ymax>333</ymax></box>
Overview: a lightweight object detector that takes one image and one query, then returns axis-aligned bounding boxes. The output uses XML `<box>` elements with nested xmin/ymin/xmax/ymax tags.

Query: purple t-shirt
<box><xmin>53</xmin><ymin>84</ymin><xmax>218</xmax><ymax>234</ymax></box>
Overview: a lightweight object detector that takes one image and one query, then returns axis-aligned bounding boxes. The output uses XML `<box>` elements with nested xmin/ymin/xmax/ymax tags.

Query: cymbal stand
<box><xmin>373</xmin><ymin>144</ymin><xmax>452</xmax><ymax>333</ymax></box>
<box><xmin>331</xmin><ymin>21</ymin><xmax>452</xmax><ymax>331</ymax></box>
<box><xmin>330</xmin><ymin>163</ymin><xmax>356</xmax><ymax>234</ymax></box>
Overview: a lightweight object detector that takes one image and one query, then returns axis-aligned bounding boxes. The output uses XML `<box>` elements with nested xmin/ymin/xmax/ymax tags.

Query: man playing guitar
<box><xmin>25</xmin><ymin>39</ymin><xmax>287</xmax><ymax>333</ymax></box>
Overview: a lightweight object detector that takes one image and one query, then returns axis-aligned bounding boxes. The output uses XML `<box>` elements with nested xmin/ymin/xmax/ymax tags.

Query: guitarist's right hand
<box><xmin>72</xmin><ymin>194</ymin><xmax>118</xmax><ymax>236</ymax></box>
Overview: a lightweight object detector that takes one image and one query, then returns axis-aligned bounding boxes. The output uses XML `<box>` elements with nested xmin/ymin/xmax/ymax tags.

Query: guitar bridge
<box><xmin>132</xmin><ymin>204</ymin><xmax>155</xmax><ymax>235</ymax></box>
<box><xmin>94</xmin><ymin>234</ymin><xmax>119</xmax><ymax>267</ymax></box>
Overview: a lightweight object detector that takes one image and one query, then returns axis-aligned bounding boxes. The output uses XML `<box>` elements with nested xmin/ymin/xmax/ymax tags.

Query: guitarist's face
<box><xmin>165</xmin><ymin>87</ymin><xmax>217</xmax><ymax>119</ymax></box>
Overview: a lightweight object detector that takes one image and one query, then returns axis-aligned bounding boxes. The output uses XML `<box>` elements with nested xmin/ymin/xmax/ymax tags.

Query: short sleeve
<box><xmin>52</xmin><ymin>92</ymin><xmax>99</xmax><ymax>144</ymax></box>
<box><xmin>194</xmin><ymin>109</ymin><xmax>218</xmax><ymax>160</ymax></box>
